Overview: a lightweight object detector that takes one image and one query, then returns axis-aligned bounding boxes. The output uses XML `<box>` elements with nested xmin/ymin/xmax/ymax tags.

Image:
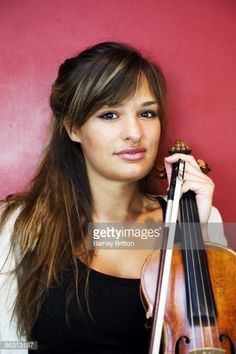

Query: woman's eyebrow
<box><xmin>101</xmin><ymin>100</ymin><xmax>159</xmax><ymax>109</ymax></box>
<box><xmin>141</xmin><ymin>101</ymin><xmax>158</xmax><ymax>107</ymax></box>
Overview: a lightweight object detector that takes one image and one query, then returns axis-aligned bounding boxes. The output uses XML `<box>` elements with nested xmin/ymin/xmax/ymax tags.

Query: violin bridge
<box><xmin>189</xmin><ymin>348</ymin><xmax>226</xmax><ymax>354</ymax></box>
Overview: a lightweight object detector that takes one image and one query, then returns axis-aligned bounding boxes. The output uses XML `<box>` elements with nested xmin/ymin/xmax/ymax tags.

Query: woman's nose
<box><xmin>122</xmin><ymin>116</ymin><xmax>143</xmax><ymax>142</ymax></box>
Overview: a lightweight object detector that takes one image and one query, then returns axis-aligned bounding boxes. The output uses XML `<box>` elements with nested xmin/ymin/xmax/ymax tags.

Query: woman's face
<box><xmin>68</xmin><ymin>77</ymin><xmax>161</xmax><ymax>184</ymax></box>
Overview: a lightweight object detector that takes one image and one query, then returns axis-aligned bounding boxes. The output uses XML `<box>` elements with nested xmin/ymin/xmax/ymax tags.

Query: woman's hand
<box><xmin>164</xmin><ymin>154</ymin><xmax>215</xmax><ymax>224</ymax></box>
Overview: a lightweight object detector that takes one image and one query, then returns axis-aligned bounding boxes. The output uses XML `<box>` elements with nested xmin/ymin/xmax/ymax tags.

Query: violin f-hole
<box><xmin>220</xmin><ymin>334</ymin><xmax>235</xmax><ymax>354</ymax></box>
<box><xmin>175</xmin><ymin>335</ymin><xmax>190</xmax><ymax>354</ymax></box>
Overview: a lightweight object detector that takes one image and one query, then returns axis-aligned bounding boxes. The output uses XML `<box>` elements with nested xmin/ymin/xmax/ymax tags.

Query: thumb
<box><xmin>164</xmin><ymin>157</ymin><xmax>172</xmax><ymax>186</ymax></box>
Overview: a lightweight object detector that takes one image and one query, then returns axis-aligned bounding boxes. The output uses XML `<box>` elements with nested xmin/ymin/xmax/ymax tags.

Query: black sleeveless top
<box><xmin>29</xmin><ymin>197</ymin><xmax>167</xmax><ymax>353</ymax></box>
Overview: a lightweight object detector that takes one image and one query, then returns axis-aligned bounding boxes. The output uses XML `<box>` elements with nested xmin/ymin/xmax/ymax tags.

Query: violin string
<box><xmin>180</xmin><ymin>199</ymin><xmax>196</xmax><ymax>348</ymax></box>
<box><xmin>182</xmin><ymin>194</ymin><xmax>205</xmax><ymax>347</ymax></box>
<box><xmin>190</xmin><ymin>197</ymin><xmax>222</xmax><ymax>349</ymax></box>
<box><xmin>187</xmin><ymin>193</ymin><xmax>213</xmax><ymax>348</ymax></box>
<box><xmin>181</xmin><ymin>196</ymin><xmax>203</xmax><ymax>347</ymax></box>
<box><xmin>186</xmin><ymin>194</ymin><xmax>208</xmax><ymax>347</ymax></box>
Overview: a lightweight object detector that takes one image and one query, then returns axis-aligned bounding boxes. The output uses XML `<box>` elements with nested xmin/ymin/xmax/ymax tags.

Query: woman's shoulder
<box><xmin>0</xmin><ymin>203</ymin><xmax>26</xmax><ymax>345</ymax></box>
<box><xmin>0</xmin><ymin>203</ymin><xmax>22</xmax><ymax>239</ymax></box>
<box><xmin>0</xmin><ymin>203</ymin><xmax>22</xmax><ymax>270</ymax></box>
<box><xmin>207</xmin><ymin>206</ymin><xmax>227</xmax><ymax>246</ymax></box>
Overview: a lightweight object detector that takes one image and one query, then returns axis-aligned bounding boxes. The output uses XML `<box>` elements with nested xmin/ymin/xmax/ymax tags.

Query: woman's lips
<box><xmin>115</xmin><ymin>148</ymin><xmax>146</xmax><ymax>161</ymax></box>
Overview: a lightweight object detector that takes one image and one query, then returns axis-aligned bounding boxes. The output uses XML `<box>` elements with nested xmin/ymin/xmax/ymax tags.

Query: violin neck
<box><xmin>179</xmin><ymin>191</ymin><xmax>217</xmax><ymax>325</ymax></box>
<box><xmin>179</xmin><ymin>191</ymin><xmax>205</xmax><ymax>248</ymax></box>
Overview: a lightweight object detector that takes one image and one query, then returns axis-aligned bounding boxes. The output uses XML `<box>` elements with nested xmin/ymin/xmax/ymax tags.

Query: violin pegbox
<box><xmin>168</xmin><ymin>139</ymin><xmax>191</xmax><ymax>155</ymax></box>
<box><xmin>168</xmin><ymin>139</ymin><xmax>211</xmax><ymax>175</ymax></box>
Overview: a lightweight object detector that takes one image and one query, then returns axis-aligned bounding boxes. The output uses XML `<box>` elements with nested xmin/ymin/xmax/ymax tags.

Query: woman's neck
<box><xmin>90</xmin><ymin>179</ymin><xmax>144</xmax><ymax>223</ymax></box>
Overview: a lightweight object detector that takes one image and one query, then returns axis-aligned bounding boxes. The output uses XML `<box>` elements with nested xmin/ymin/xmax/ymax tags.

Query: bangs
<box><xmin>93</xmin><ymin>59</ymin><xmax>143</xmax><ymax>107</ymax></box>
<box><xmin>67</xmin><ymin>45</ymin><xmax>166</xmax><ymax>129</ymax></box>
<box><xmin>79</xmin><ymin>55</ymin><xmax>144</xmax><ymax>120</ymax></box>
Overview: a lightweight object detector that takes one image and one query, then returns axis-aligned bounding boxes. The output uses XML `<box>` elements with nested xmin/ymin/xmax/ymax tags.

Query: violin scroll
<box><xmin>196</xmin><ymin>158</ymin><xmax>211</xmax><ymax>174</ymax></box>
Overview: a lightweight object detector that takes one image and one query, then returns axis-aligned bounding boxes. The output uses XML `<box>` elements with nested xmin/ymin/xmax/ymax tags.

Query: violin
<box><xmin>141</xmin><ymin>140</ymin><xmax>236</xmax><ymax>353</ymax></box>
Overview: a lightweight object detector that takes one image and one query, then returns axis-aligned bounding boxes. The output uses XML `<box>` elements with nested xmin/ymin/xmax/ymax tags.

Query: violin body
<box><xmin>141</xmin><ymin>244</ymin><xmax>236</xmax><ymax>353</ymax></box>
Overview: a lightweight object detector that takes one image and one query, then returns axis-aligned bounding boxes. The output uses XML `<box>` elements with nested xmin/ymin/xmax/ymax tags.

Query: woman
<box><xmin>0</xmin><ymin>42</ymin><xmax>226</xmax><ymax>353</ymax></box>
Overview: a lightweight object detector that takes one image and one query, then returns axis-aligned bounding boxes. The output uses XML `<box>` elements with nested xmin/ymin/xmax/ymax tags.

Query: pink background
<box><xmin>0</xmin><ymin>0</ymin><xmax>235</xmax><ymax>244</ymax></box>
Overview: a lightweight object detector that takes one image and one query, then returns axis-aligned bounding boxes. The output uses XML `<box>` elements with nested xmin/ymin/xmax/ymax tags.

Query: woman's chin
<box><xmin>113</xmin><ymin>168</ymin><xmax>150</xmax><ymax>183</ymax></box>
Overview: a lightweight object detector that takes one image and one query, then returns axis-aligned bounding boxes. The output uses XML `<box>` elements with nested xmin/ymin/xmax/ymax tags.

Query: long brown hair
<box><xmin>0</xmin><ymin>41</ymin><xmax>167</xmax><ymax>337</ymax></box>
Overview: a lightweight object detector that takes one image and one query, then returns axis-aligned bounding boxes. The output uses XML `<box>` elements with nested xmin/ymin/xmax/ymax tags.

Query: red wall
<box><xmin>0</xmin><ymin>0</ymin><xmax>235</xmax><ymax>242</ymax></box>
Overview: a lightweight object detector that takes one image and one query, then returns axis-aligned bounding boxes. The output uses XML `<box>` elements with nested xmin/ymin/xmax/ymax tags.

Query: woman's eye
<box><xmin>97</xmin><ymin>112</ymin><xmax>118</xmax><ymax>120</ymax></box>
<box><xmin>141</xmin><ymin>111</ymin><xmax>158</xmax><ymax>118</ymax></box>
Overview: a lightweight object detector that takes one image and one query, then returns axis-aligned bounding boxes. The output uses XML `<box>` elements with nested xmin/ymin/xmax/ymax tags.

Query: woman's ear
<box><xmin>63</xmin><ymin>121</ymin><xmax>81</xmax><ymax>143</ymax></box>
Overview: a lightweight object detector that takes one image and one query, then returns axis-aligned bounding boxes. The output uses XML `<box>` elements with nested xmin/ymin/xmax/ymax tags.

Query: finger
<box><xmin>183</xmin><ymin>166</ymin><xmax>212</xmax><ymax>181</ymax></box>
<box><xmin>181</xmin><ymin>179</ymin><xmax>215</xmax><ymax>195</ymax></box>
<box><xmin>163</xmin><ymin>159</ymin><xmax>172</xmax><ymax>185</ymax></box>
<box><xmin>164</xmin><ymin>154</ymin><xmax>201</xmax><ymax>186</ymax></box>
<box><xmin>183</xmin><ymin>175</ymin><xmax>209</xmax><ymax>189</ymax></box>
<box><xmin>164</xmin><ymin>154</ymin><xmax>200</xmax><ymax>169</ymax></box>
